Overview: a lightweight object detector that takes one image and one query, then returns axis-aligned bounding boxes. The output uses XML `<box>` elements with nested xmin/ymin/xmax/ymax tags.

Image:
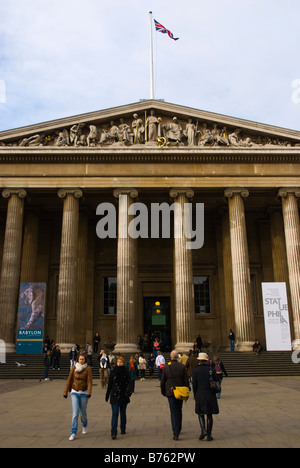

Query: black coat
<box><xmin>161</xmin><ymin>360</ymin><xmax>189</xmax><ymax>398</ymax></box>
<box><xmin>192</xmin><ymin>363</ymin><xmax>220</xmax><ymax>415</ymax></box>
<box><xmin>105</xmin><ymin>366</ymin><xmax>131</xmax><ymax>406</ymax></box>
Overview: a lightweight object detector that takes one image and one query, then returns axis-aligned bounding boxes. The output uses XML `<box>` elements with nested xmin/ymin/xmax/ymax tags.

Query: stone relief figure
<box><xmin>163</xmin><ymin>117</ymin><xmax>183</xmax><ymax>146</ymax></box>
<box><xmin>184</xmin><ymin>119</ymin><xmax>197</xmax><ymax>146</ymax></box>
<box><xmin>70</xmin><ymin>124</ymin><xmax>85</xmax><ymax>146</ymax></box>
<box><xmin>198</xmin><ymin>123</ymin><xmax>215</xmax><ymax>146</ymax></box>
<box><xmin>55</xmin><ymin>129</ymin><xmax>70</xmax><ymax>147</ymax></box>
<box><xmin>132</xmin><ymin>113</ymin><xmax>145</xmax><ymax>144</ymax></box>
<box><xmin>100</xmin><ymin>121</ymin><xmax>119</xmax><ymax>145</ymax></box>
<box><xmin>118</xmin><ymin>118</ymin><xmax>133</xmax><ymax>145</ymax></box>
<box><xmin>87</xmin><ymin>125</ymin><xmax>98</xmax><ymax>147</ymax></box>
<box><xmin>19</xmin><ymin>134</ymin><xmax>45</xmax><ymax>147</ymax></box>
<box><xmin>146</xmin><ymin>110</ymin><xmax>160</xmax><ymax>143</ymax></box>
<box><xmin>212</xmin><ymin>124</ymin><xmax>229</xmax><ymax>146</ymax></box>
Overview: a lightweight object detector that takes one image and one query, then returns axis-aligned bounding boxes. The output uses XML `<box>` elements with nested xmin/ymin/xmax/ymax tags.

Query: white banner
<box><xmin>262</xmin><ymin>282</ymin><xmax>292</xmax><ymax>351</ymax></box>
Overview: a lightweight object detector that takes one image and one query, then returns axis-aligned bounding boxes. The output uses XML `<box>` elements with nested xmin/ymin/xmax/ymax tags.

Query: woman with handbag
<box><xmin>192</xmin><ymin>353</ymin><xmax>220</xmax><ymax>442</ymax></box>
<box><xmin>106</xmin><ymin>356</ymin><xmax>132</xmax><ymax>439</ymax></box>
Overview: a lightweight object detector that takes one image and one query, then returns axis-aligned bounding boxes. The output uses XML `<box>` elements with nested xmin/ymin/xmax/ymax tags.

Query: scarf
<box><xmin>129</xmin><ymin>359</ymin><xmax>135</xmax><ymax>371</ymax></box>
<box><xmin>75</xmin><ymin>362</ymin><xmax>88</xmax><ymax>373</ymax></box>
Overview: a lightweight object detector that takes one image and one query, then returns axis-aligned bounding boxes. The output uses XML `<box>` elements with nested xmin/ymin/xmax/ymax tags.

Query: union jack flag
<box><xmin>154</xmin><ymin>19</ymin><xmax>179</xmax><ymax>41</ymax></box>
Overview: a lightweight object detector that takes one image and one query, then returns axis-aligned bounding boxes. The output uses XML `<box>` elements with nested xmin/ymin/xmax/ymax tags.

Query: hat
<box><xmin>197</xmin><ymin>352</ymin><xmax>209</xmax><ymax>361</ymax></box>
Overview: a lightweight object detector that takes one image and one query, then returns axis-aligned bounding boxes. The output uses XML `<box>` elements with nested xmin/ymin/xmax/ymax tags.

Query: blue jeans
<box><xmin>111</xmin><ymin>403</ymin><xmax>127</xmax><ymax>436</ymax></box>
<box><xmin>230</xmin><ymin>340</ymin><xmax>235</xmax><ymax>352</ymax></box>
<box><xmin>70</xmin><ymin>393</ymin><xmax>88</xmax><ymax>435</ymax></box>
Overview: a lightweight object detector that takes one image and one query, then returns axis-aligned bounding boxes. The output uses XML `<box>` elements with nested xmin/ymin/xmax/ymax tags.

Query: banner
<box><xmin>262</xmin><ymin>282</ymin><xmax>292</xmax><ymax>351</ymax></box>
<box><xmin>16</xmin><ymin>283</ymin><xmax>46</xmax><ymax>354</ymax></box>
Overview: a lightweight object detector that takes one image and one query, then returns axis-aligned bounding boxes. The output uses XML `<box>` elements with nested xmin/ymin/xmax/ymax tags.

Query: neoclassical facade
<box><xmin>0</xmin><ymin>100</ymin><xmax>299</xmax><ymax>353</ymax></box>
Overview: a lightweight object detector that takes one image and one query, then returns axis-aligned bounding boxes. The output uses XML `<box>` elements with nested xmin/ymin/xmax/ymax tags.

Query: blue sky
<box><xmin>1</xmin><ymin>0</ymin><xmax>300</xmax><ymax>131</ymax></box>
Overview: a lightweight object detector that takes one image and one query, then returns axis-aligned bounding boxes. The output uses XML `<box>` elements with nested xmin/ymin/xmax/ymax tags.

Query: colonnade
<box><xmin>0</xmin><ymin>187</ymin><xmax>299</xmax><ymax>353</ymax></box>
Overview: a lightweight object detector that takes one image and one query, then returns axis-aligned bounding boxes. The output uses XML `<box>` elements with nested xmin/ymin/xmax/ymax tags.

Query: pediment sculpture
<box><xmin>0</xmin><ymin>110</ymin><xmax>295</xmax><ymax>148</ymax></box>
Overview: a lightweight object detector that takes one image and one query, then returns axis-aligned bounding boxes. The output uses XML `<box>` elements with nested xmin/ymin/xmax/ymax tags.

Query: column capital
<box><xmin>113</xmin><ymin>188</ymin><xmax>138</xmax><ymax>199</ymax></box>
<box><xmin>58</xmin><ymin>188</ymin><xmax>83</xmax><ymax>200</ymax></box>
<box><xmin>278</xmin><ymin>187</ymin><xmax>300</xmax><ymax>199</ymax></box>
<box><xmin>224</xmin><ymin>188</ymin><xmax>249</xmax><ymax>199</ymax></box>
<box><xmin>2</xmin><ymin>188</ymin><xmax>27</xmax><ymax>200</ymax></box>
<box><xmin>169</xmin><ymin>188</ymin><xmax>194</xmax><ymax>199</ymax></box>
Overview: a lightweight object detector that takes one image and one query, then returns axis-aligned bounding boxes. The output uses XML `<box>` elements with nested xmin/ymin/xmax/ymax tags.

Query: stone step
<box><xmin>1</xmin><ymin>351</ymin><xmax>299</xmax><ymax>379</ymax></box>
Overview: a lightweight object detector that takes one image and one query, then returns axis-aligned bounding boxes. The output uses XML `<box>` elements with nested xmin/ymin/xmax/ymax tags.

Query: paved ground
<box><xmin>0</xmin><ymin>376</ymin><xmax>300</xmax><ymax>449</ymax></box>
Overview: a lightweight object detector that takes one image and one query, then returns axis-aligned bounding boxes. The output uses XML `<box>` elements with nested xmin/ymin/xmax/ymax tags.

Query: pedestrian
<box><xmin>153</xmin><ymin>337</ymin><xmax>160</xmax><ymax>358</ymax></box>
<box><xmin>69</xmin><ymin>347</ymin><xmax>78</xmax><ymax>370</ymax></box>
<box><xmin>63</xmin><ymin>353</ymin><xmax>93</xmax><ymax>441</ymax></box>
<box><xmin>212</xmin><ymin>354</ymin><xmax>228</xmax><ymax>398</ymax></box>
<box><xmin>93</xmin><ymin>332</ymin><xmax>101</xmax><ymax>353</ymax></box>
<box><xmin>228</xmin><ymin>329</ymin><xmax>235</xmax><ymax>352</ymax></box>
<box><xmin>155</xmin><ymin>351</ymin><xmax>165</xmax><ymax>381</ymax></box>
<box><xmin>105</xmin><ymin>355</ymin><xmax>131</xmax><ymax>439</ymax></box>
<box><xmin>147</xmin><ymin>353</ymin><xmax>155</xmax><ymax>379</ymax></box>
<box><xmin>98</xmin><ymin>349</ymin><xmax>110</xmax><ymax>389</ymax></box>
<box><xmin>192</xmin><ymin>352</ymin><xmax>220</xmax><ymax>442</ymax></box>
<box><xmin>86</xmin><ymin>343</ymin><xmax>93</xmax><ymax>367</ymax></box>
<box><xmin>161</xmin><ymin>350</ymin><xmax>190</xmax><ymax>441</ymax></box>
<box><xmin>253</xmin><ymin>340</ymin><xmax>263</xmax><ymax>356</ymax></box>
<box><xmin>138</xmin><ymin>353</ymin><xmax>147</xmax><ymax>380</ymax></box>
<box><xmin>52</xmin><ymin>344</ymin><xmax>61</xmax><ymax>370</ymax></box>
<box><xmin>196</xmin><ymin>335</ymin><xmax>203</xmax><ymax>352</ymax></box>
<box><xmin>126</xmin><ymin>356</ymin><xmax>138</xmax><ymax>394</ymax></box>
<box><xmin>186</xmin><ymin>350</ymin><xmax>199</xmax><ymax>384</ymax></box>
<box><xmin>43</xmin><ymin>349</ymin><xmax>51</xmax><ymax>381</ymax></box>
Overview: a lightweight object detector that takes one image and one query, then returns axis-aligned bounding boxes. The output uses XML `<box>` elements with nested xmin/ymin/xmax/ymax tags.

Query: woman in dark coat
<box><xmin>105</xmin><ymin>356</ymin><xmax>131</xmax><ymax>439</ymax></box>
<box><xmin>192</xmin><ymin>353</ymin><xmax>220</xmax><ymax>442</ymax></box>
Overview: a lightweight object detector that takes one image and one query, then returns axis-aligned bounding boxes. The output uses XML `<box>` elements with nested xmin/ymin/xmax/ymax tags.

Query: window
<box><xmin>103</xmin><ymin>277</ymin><xmax>117</xmax><ymax>315</ymax></box>
<box><xmin>194</xmin><ymin>276</ymin><xmax>211</xmax><ymax>315</ymax></box>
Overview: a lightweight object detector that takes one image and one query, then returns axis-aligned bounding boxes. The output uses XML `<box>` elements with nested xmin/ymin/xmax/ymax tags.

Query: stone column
<box><xmin>278</xmin><ymin>188</ymin><xmax>300</xmax><ymax>345</ymax></box>
<box><xmin>0</xmin><ymin>189</ymin><xmax>27</xmax><ymax>352</ymax></box>
<box><xmin>56</xmin><ymin>189</ymin><xmax>83</xmax><ymax>352</ymax></box>
<box><xmin>20</xmin><ymin>211</ymin><xmax>40</xmax><ymax>282</ymax></box>
<box><xmin>221</xmin><ymin>208</ymin><xmax>235</xmax><ymax>340</ymax></box>
<box><xmin>224</xmin><ymin>188</ymin><xmax>255</xmax><ymax>351</ymax></box>
<box><xmin>268</xmin><ymin>207</ymin><xmax>289</xmax><ymax>283</ymax></box>
<box><xmin>113</xmin><ymin>189</ymin><xmax>139</xmax><ymax>354</ymax></box>
<box><xmin>76</xmin><ymin>212</ymin><xmax>88</xmax><ymax>347</ymax></box>
<box><xmin>170</xmin><ymin>189</ymin><xmax>195</xmax><ymax>353</ymax></box>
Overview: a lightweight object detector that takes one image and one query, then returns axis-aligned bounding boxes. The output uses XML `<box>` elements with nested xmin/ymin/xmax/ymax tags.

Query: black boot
<box><xmin>207</xmin><ymin>415</ymin><xmax>214</xmax><ymax>441</ymax></box>
<box><xmin>198</xmin><ymin>415</ymin><xmax>207</xmax><ymax>440</ymax></box>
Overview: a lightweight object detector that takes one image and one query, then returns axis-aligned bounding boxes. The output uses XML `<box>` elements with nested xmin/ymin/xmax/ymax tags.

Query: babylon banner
<box><xmin>16</xmin><ymin>283</ymin><xmax>46</xmax><ymax>354</ymax></box>
<box><xmin>262</xmin><ymin>282</ymin><xmax>292</xmax><ymax>351</ymax></box>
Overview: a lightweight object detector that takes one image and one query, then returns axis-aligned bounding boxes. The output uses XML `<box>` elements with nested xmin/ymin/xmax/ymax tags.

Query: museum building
<box><xmin>0</xmin><ymin>100</ymin><xmax>299</xmax><ymax>354</ymax></box>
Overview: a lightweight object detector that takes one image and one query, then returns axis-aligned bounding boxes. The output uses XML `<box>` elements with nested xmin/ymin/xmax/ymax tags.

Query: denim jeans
<box><xmin>111</xmin><ymin>403</ymin><xmax>127</xmax><ymax>436</ymax></box>
<box><xmin>70</xmin><ymin>393</ymin><xmax>88</xmax><ymax>435</ymax></box>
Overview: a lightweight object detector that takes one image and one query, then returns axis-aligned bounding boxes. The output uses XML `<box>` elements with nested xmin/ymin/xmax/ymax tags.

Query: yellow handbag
<box><xmin>172</xmin><ymin>386</ymin><xmax>190</xmax><ymax>401</ymax></box>
<box><xmin>168</xmin><ymin>362</ymin><xmax>190</xmax><ymax>401</ymax></box>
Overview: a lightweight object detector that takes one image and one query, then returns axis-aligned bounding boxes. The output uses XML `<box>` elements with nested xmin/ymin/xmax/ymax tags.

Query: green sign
<box><xmin>152</xmin><ymin>315</ymin><xmax>166</xmax><ymax>326</ymax></box>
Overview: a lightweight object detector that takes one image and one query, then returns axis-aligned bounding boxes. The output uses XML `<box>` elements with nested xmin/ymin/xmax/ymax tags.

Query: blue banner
<box><xmin>16</xmin><ymin>283</ymin><xmax>46</xmax><ymax>354</ymax></box>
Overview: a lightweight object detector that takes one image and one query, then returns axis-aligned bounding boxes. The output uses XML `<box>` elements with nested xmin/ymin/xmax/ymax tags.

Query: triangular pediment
<box><xmin>1</xmin><ymin>100</ymin><xmax>300</xmax><ymax>149</ymax></box>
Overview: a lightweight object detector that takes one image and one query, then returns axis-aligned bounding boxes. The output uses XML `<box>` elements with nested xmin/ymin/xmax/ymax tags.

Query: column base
<box><xmin>114</xmin><ymin>343</ymin><xmax>140</xmax><ymax>355</ymax></box>
<box><xmin>175</xmin><ymin>342</ymin><xmax>195</xmax><ymax>354</ymax></box>
<box><xmin>57</xmin><ymin>343</ymin><xmax>77</xmax><ymax>354</ymax></box>
<box><xmin>236</xmin><ymin>341</ymin><xmax>254</xmax><ymax>352</ymax></box>
<box><xmin>2</xmin><ymin>342</ymin><xmax>15</xmax><ymax>354</ymax></box>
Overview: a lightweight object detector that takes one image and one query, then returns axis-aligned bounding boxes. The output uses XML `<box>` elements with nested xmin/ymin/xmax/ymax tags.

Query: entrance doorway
<box><xmin>143</xmin><ymin>297</ymin><xmax>171</xmax><ymax>351</ymax></box>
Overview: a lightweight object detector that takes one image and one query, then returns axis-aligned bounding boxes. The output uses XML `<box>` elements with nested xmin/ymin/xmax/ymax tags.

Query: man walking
<box><xmin>160</xmin><ymin>350</ymin><xmax>189</xmax><ymax>440</ymax></box>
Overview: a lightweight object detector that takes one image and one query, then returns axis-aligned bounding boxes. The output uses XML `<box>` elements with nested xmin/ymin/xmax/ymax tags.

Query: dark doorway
<box><xmin>143</xmin><ymin>297</ymin><xmax>171</xmax><ymax>351</ymax></box>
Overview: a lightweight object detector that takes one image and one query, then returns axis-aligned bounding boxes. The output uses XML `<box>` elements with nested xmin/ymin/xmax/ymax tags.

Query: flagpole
<box><xmin>149</xmin><ymin>11</ymin><xmax>154</xmax><ymax>99</ymax></box>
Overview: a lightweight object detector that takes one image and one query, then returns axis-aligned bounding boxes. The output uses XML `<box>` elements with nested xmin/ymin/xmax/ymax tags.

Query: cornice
<box><xmin>0</xmin><ymin>146</ymin><xmax>300</xmax><ymax>164</ymax></box>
